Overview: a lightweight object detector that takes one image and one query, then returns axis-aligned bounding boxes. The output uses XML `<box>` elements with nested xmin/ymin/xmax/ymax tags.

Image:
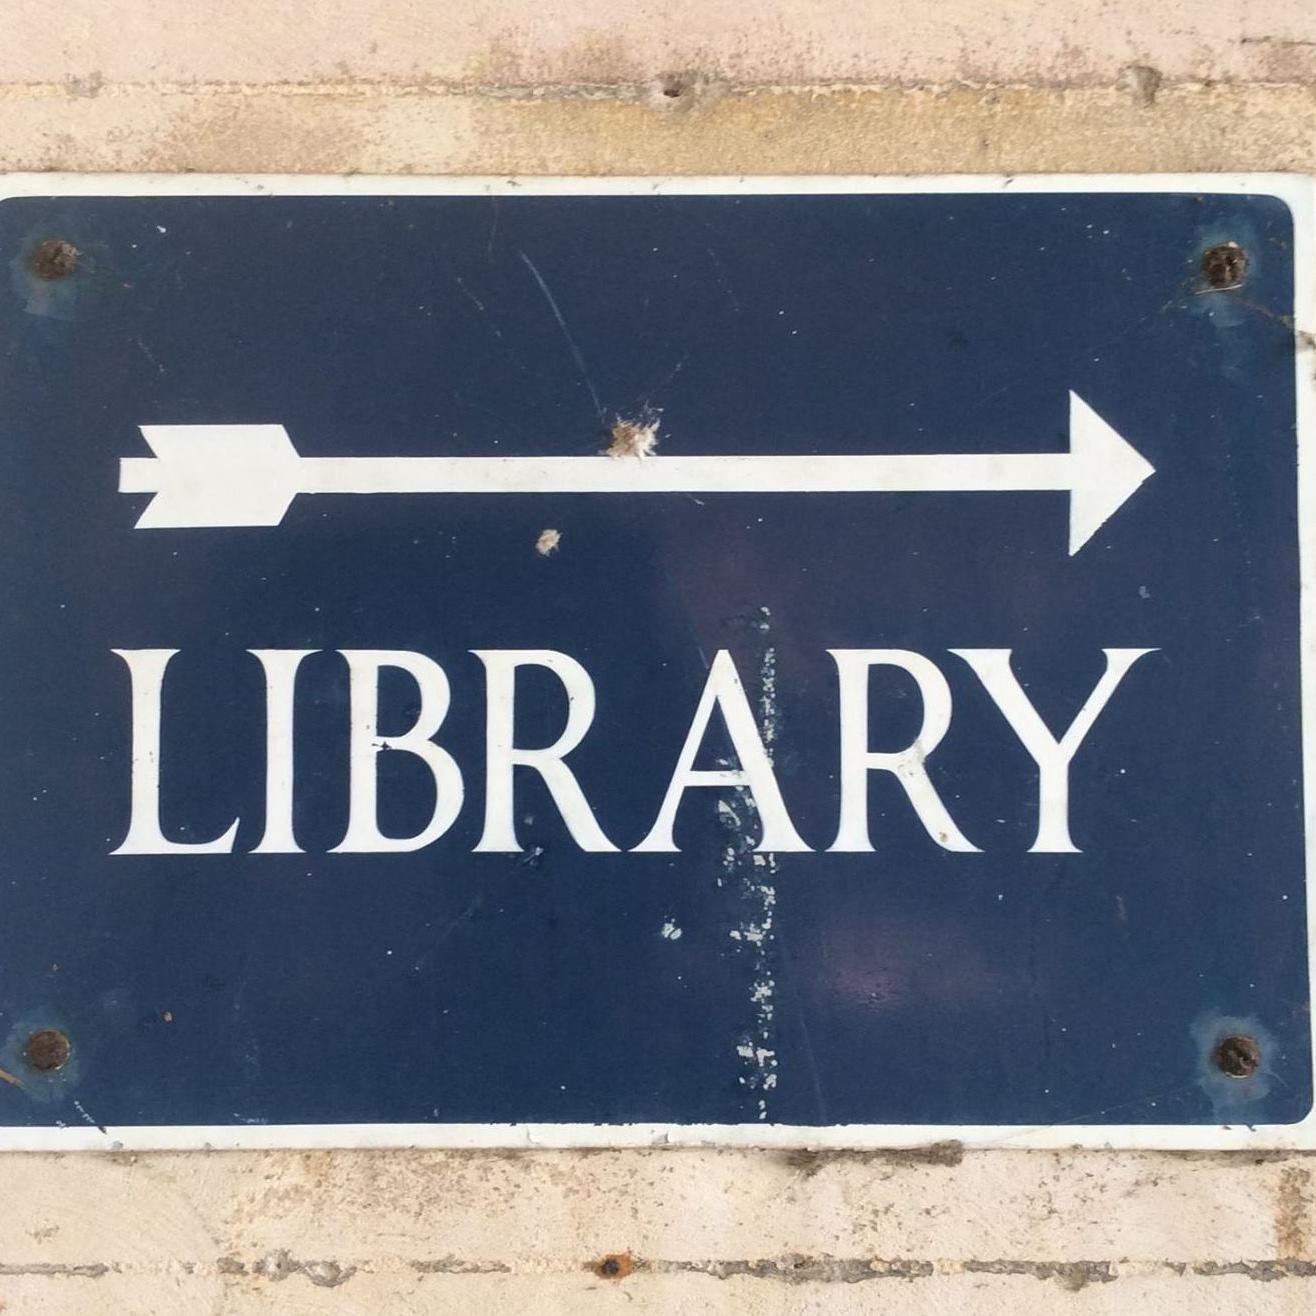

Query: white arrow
<box><xmin>119</xmin><ymin>391</ymin><xmax>1154</xmax><ymax>554</ymax></box>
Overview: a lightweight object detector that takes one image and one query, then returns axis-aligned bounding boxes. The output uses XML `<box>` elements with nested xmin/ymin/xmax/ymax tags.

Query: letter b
<box><xmin>332</xmin><ymin>650</ymin><xmax>464</xmax><ymax>853</ymax></box>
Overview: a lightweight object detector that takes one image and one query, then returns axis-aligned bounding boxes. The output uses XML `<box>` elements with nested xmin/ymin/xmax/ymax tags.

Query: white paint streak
<box><xmin>723</xmin><ymin>614</ymin><xmax>782</xmax><ymax>1119</ymax></box>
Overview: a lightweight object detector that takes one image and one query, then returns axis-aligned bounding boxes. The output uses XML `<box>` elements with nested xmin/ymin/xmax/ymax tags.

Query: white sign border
<box><xmin>0</xmin><ymin>171</ymin><xmax>1312</xmax><ymax>1152</ymax></box>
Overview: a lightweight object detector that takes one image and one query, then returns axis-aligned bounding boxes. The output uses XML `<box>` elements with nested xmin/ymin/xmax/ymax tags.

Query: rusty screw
<box><xmin>1213</xmin><ymin>1033</ymin><xmax>1261</xmax><ymax>1079</ymax></box>
<box><xmin>23</xmin><ymin>1028</ymin><xmax>71</xmax><ymax>1073</ymax></box>
<box><xmin>1201</xmin><ymin>242</ymin><xmax>1248</xmax><ymax>291</ymax></box>
<box><xmin>29</xmin><ymin>239</ymin><xmax>80</xmax><ymax>281</ymax></box>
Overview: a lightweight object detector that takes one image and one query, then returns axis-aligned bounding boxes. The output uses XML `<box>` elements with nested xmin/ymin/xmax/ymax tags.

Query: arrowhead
<box><xmin>1067</xmin><ymin>392</ymin><xmax>1155</xmax><ymax>555</ymax></box>
<box><xmin>120</xmin><ymin>425</ymin><xmax>302</xmax><ymax>528</ymax></box>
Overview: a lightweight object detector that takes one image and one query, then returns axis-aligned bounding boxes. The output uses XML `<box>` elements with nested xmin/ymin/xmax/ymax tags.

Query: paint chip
<box><xmin>606</xmin><ymin>412</ymin><xmax>660</xmax><ymax>459</ymax></box>
<box><xmin>535</xmin><ymin>528</ymin><xmax>561</xmax><ymax>556</ymax></box>
<box><xmin>660</xmin><ymin>920</ymin><xmax>683</xmax><ymax>940</ymax></box>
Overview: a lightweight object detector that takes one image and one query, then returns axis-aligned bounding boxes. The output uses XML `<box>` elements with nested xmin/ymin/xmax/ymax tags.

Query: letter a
<box><xmin>634</xmin><ymin>650</ymin><xmax>809</xmax><ymax>853</ymax></box>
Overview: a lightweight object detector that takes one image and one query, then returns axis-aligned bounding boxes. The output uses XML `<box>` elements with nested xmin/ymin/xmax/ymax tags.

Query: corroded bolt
<box><xmin>30</xmin><ymin>239</ymin><xmax>80</xmax><ymax>280</ymax></box>
<box><xmin>23</xmin><ymin>1028</ymin><xmax>71</xmax><ymax>1072</ymax></box>
<box><xmin>1201</xmin><ymin>242</ymin><xmax>1247</xmax><ymax>291</ymax></box>
<box><xmin>1213</xmin><ymin>1034</ymin><xmax>1261</xmax><ymax>1078</ymax></box>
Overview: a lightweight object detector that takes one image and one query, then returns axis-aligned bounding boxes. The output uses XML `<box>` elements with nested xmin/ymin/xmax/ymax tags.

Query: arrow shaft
<box><xmin>116</xmin><ymin>394</ymin><xmax>1153</xmax><ymax>550</ymax></box>
<box><xmin>290</xmin><ymin>452</ymin><xmax>1075</xmax><ymax>497</ymax></box>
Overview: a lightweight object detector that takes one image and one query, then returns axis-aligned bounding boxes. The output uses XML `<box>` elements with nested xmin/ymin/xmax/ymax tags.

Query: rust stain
<box><xmin>29</xmin><ymin>238</ymin><xmax>79</xmax><ymax>280</ymax></box>
<box><xmin>782</xmin><ymin>1141</ymin><xmax>966</xmax><ymax>1177</ymax></box>
<box><xmin>4</xmin><ymin>84</ymin><xmax>1316</xmax><ymax>176</ymax></box>
<box><xmin>1277</xmin><ymin>1166</ymin><xmax>1312</xmax><ymax>1258</ymax></box>
<box><xmin>463</xmin><ymin>29</ymin><xmax>644</xmax><ymax>88</ymax></box>
<box><xmin>23</xmin><ymin>1028</ymin><xmax>71</xmax><ymax>1074</ymax></box>
<box><xmin>1238</xmin><ymin>35</ymin><xmax>1316</xmax><ymax>84</ymax></box>
<box><xmin>1201</xmin><ymin>241</ymin><xmax>1249</xmax><ymax>292</ymax></box>
<box><xmin>593</xmin><ymin>1252</ymin><xmax>636</xmax><ymax>1280</ymax></box>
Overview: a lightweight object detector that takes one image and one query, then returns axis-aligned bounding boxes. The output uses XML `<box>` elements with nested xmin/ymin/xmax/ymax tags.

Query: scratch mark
<box><xmin>1231</xmin><ymin>298</ymin><xmax>1316</xmax><ymax>354</ymax></box>
<box><xmin>704</xmin><ymin>244</ymin><xmax>743</xmax><ymax>313</ymax></box>
<box><xmin>71</xmin><ymin>1099</ymin><xmax>106</xmax><ymax>1134</ymax></box>
<box><xmin>454</xmin><ymin>275</ymin><xmax>503</xmax><ymax>340</ymax></box>
<box><xmin>429</xmin><ymin>896</ymin><xmax>485</xmax><ymax>952</ymax></box>
<box><xmin>1039</xmin><ymin>1080</ymin><xmax>1201</xmax><ymax>1127</ymax></box>
<box><xmin>639</xmin><ymin>350</ymin><xmax>690</xmax><ymax>399</ymax></box>
<box><xmin>0</xmin><ymin>1064</ymin><xmax>23</xmax><ymax>1088</ymax></box>
<box><xmin>686</xmin><ymin>216</ymin><xmax>744</xmax><ymax>313</ymax></box>
<box><xmin>134</xmin><ymin>337</ymin><xmax>165</xmax><ymax>375</ymax></box>
<box><xmin>485</xmin><ymin>197</ymin><xmax>501</xmax><ymax>264</ymax></box>
<box><xmin>519</xmin><ymin>250</ymin><xmax>603</xmax><ymax>419</ymax></box>
<box><xmin>773</xmin><ymin>923</ymin><xmax>830</xmax><ymax>1123</ymax></box>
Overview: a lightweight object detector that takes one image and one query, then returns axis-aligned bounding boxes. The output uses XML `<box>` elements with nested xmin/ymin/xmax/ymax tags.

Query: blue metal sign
<box><xmin>0</xmin><ymin>176</ymin><xmax>1311</xmax><ymax>1149</ymax></box>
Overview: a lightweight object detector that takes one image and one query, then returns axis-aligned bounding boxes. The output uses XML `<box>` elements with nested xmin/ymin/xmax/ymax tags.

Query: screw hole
<box><xmin>1213</xmin><ymin>1033</ymin><xmax>1261</xmax><ymax>1078</ymax></box>
<box><xmin>649</xmin><ymin>74</ymin><xmax>700</xmax><ymax>108</ymax></box>
<box><xmin>23</xmin><ymin>1028</ymin><xmax>71</xmax><ymax>1073</ymax></box>
<box><xmin>30</xmin><ymin>239</ymin><xmax>80</xmax><ymax>281</ymax></box>
<box><xmin>1201</xmin><ymin>242</ymin><xmax>1248</xmax><ymax>291</ymax></box>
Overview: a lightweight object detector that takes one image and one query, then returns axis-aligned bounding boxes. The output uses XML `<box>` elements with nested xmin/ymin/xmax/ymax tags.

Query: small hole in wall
<box><xmin>649</xmin><ymin>74</ymin><xmax>701</xmax><ymax>109</ymax></box>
